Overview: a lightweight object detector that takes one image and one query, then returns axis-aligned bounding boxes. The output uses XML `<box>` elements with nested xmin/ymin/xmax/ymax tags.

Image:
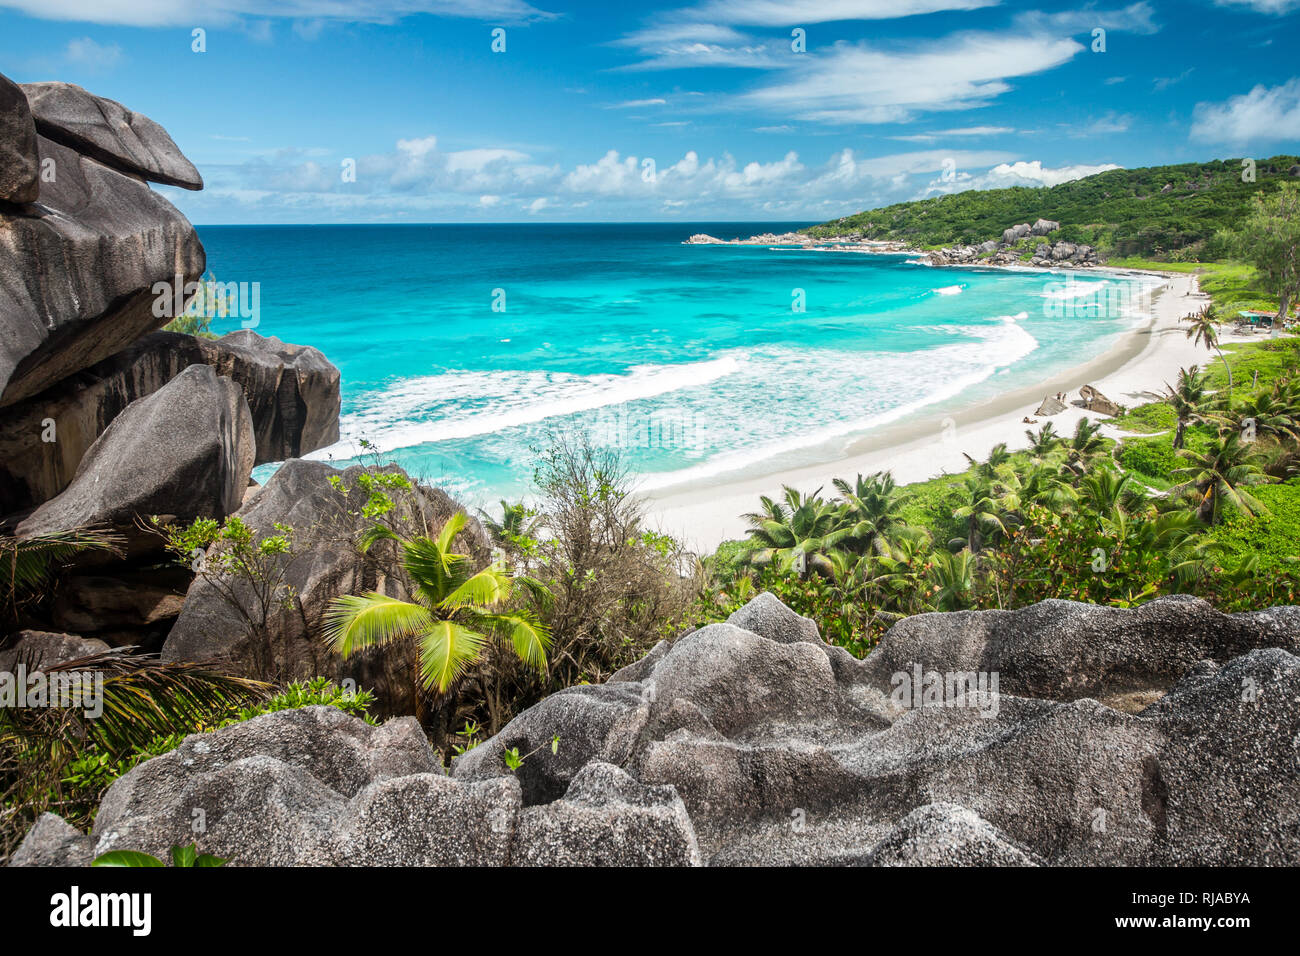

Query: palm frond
<box><xmin>322</xmin><ymin>593</ymin><xmax>434</xmax><ymax>657</ymax></box>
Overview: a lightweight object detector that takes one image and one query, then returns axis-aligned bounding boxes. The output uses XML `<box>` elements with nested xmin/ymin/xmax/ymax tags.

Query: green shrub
<box><xmin>1119</xmin><ymin>436</ymin><xmax>1178</xmax><ymax>479</ymax></box>
<box><xmin>1209</xmin><ymin>480</ymin><xmax>1300</xmax><ymax>573</ymax></box>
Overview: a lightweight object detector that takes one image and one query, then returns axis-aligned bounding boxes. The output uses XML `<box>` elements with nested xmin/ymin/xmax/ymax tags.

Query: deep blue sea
<box><xmin>194</xmin><ymin>222</ymin><xmax>1156</xmax><ymax>507</ymax></box>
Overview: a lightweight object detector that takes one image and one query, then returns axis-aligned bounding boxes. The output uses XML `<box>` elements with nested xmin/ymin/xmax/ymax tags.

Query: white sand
<box><xmin>641</xmin><ymin>270</ymin><xmax>1260</xmax><ymax>552</ymax></box>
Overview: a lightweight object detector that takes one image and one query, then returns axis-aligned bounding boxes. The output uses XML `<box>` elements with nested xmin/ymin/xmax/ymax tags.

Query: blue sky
<box><xmin>2</xmin><ymin>0</ymin><xmax>1297</xmax><ymax>223</ymax></box>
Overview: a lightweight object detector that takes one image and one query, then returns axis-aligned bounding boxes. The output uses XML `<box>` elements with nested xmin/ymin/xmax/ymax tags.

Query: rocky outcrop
<box><xmin>20</xmin><ymin>82</ymin><xmax>203</xmax><ymax>190</ymax></box>
<box><xmin>8</xmin><ymin>813</ymin><xmax>93</xmax><ymax>867</ymax></box>
<box><xmin>0</xmin><ymin>104</ymin><xmax>205</xmax><ymax>406</ymax></box>
<box><xmin>0</xmin><ymin>330</ymin><xmax>340</xmax><ymax>515</ymax></box>
<box><xmin>858</xmin><ymin>594</ymin><xmax>1300</xmax><ymax>707</ymax></box>
<box><xmin>0</xmin><ymin>630</ymin><xmax>111</xmax><ymax>672</ymax></box>
<box><xmin>925</xmin><ymin>219</ymin><xmax>1100</xmax><ymax>271</ymax></box>
<box><xmin>13</xmin><ymin>365</ymin><xmax>254</xmax><ymax>540</ymax></box>
<box><xmin>160</xmin><ymin>459</ymin><xmax>487</xmax><ymax>711</ymax></box>
<box><xmin>0</xmin><ymin>74</ymin><xmax>38</xmax><ymax>204</ymax></box>
<box><xmin>15</xmin><ymin>592</ymin><xmax>1300</xmax><ymax>867</ymax></box>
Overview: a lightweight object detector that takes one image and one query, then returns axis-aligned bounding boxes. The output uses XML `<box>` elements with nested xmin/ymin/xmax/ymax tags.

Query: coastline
<box><xmin>641</xmin><ymin>268</ymin><xmax>1243</xmax><ymax>553</ymax></box>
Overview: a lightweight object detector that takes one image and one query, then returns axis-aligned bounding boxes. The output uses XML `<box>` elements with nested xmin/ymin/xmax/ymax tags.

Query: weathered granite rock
<box><xmin>1031</xmin><ymin>218</ymin><xmax>1060</xmax><ymax>236</ymax></box>
<box><xmin>866</xmin><ymin>803</ymin><xmax>1039</xmax><ymax>866</ymax></box>
<box><xmin>859</xmin><ymin>594</ymin><xmax>1300</xmax><ymax>705</ymax></box>
<box><xmin>0</xmin><ymin>330</ymin><xmax>340</xmax><ymax>515</ymax></box>
<box><xmin>454</xmin><ymin>682</ymin><xmax>650</xmax><ymax>804</ymax></box>
<box><xmin>161</xmin><ymin>459</ymin><xmax>486</xmax><ymax>711</ymax></box>
<box><xmin>16</xmin><ymin>593</ymin><xmax>1300</xmax><ymax>866</ymax></box>
<box><xmin>21</xmin><ymin>82</ymin><xmax>202</xmax><ymax>190</ymax></box>
<box><xmin>0</xmin><ymin>73</ymin><xmax>38</xmax><ymax>203</ymax></box>
<box><xmin>0</xmin><ymin>135</ymin><xmax>204</xmax><ymax>406</ymax></box>
<box><xmin>14</xmin><ymin>365</ymin><xmax>254</xmax><ymax>539</ymax></box>
<box><xmin>9</xmin><ymin>813</ymin><xmax>93</xmax><ymax>867</ymax></box>
<box><xmin>50</xmin><ymin>570</ymin><xmax>188</xmax><ymax>643</ymax></box>
<box><xmin>1052</xmin><ymin>241</ymin><xmax>1077</xmax><ymax>261</ymax></box>
<box><xmin>0</xmin><ymin>630</ymin><xmax>111</xmax><ymax>672</ymax></box>
<box><xmin>88</xmin><ymin>706</ymin><xmax>453</xmax><ymax>864</ymax></box>
<box><xmin>512</xmin><ymin>762</ymin><xmax>701</xmax><ymax>866</ymax></box>
<box><xmin>726</xmin><ymin>590</ymin><xmax>822</xmax><ymax>645</ymax></box>
<box><xmin>199</xmin><ymin>330</ymin><xmax>340</xmax><ymax>464</ymax></box>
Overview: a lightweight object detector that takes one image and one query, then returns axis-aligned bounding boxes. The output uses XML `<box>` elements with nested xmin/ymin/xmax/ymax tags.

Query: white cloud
<box><xmin>63</xmin><ymin>36</ymin><xmax>124</xmax><ymax>69</ymax></box>
<box><xmin>1213</xmin><ymin>0</ymin><xmax>1300</xmax><ymax>13</ymax></box>
<box><xmin>891</xmin><ymin>125</ymin><xmax>1015</xmax><ymax>142</ymax></box>
<box><xmin>920</xmin><ymin>159</ymin><xmax>1121</xmax><ymax>196</ymax></box>
<box><xmin>0</xmin><ymin>0</ymin><xmax>554</xmax><ymax>27</ymax></box>
<box><xmin>1191</xmin><ymin>78</ymin><xmax>1300</xmax><ymax>145</ymax></box>
<box><xmin>671</xmin><ymin>0</ymin><xmax>997</xmax><ymax>26</ymax></box>
<box><xmin>1067</xmin><ymin>112</ymin><xmax>1133</xmax><ymax>137</ymax></box>
<box><xmin>612</xmin><ymin>98</ymin><xmax>668</xmax><ymax>108</ymax></box>
<box><xmin>739</xmin><ymin>33</ymin><xmax>1083</xmax><ymax>124</ymax></box>
<box><xmin>185</xmin><ymin>133</ymin><xmax>1040</xmax><ymax>221</ymax></box>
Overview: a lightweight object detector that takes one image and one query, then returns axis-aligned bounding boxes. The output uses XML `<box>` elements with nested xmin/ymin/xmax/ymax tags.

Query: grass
<box><xmin>1209</xmin><ymin>479</ymin><xmax>1300</xmax><ymax>573</ymax></box>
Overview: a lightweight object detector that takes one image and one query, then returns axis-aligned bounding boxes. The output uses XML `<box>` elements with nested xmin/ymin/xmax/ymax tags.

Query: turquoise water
<box><xmin>195</xmin><ymin>223</ymin><xmax>1156</xmax><ymax>507</ymax></box>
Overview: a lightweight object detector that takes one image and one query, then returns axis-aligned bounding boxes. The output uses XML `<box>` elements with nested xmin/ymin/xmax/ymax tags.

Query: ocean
<box><xmin>194</xmin><ymin>222</ymin><xmax>1158</xmax><ymax>508</ymax></box>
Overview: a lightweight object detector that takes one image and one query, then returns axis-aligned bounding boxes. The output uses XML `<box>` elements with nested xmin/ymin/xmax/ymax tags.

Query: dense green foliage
<box><xmin>806</xmin><ymin>156</ymin><xmax>1300</xmax><ymax>258</ymax></box>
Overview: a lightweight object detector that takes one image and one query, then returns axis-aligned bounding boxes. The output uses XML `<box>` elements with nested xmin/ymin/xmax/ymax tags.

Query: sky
<box><xmin>1</xmin><ymin>0</ymin><xmax>1298</xmax><ymax>224</ymax></box>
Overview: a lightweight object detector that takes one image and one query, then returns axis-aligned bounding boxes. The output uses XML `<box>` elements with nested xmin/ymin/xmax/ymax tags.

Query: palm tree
<box><xmin>477</xmin><ymin>499</ymin><xmax>540</xmax><ymax>545</ymax></box>
<box><xmin>926</xmin><ymin>548</ymin><xmax>977</xmax><ymax>611</ymax></box>
<box><xmin>1232</xmin><ymin>389</ymin><xmax>1300</xmax><ymax>444</ymax></box>
<box><xmin>832</xmin><ymin>471</ymin><xmax>911</xmax><ymax>556</ymax></box>
<box><xmin>323</xmin><ymin>512</ymin><xmax>550</xmax><ymax>707</ymax></box>
<box><xmin>1163</xmin><ymin>366</ymin><xmax>1214</xmax><ymax>450</ymax></box>
<box><xmin>1077</xmin><ymin>466</ymin><xmax>1137</xmax><ymax>520</ymax></box>
<box><xmin>1065</xmin><ymin>416</ymin><xmax>1107</xmax><ymax>470</ymax></box>
<box><xmin>1025</xmin><ymin>421</ymin><xmax>1063</xmax><ymax>460</ymax></box>
<box><xmin>740</xmin><ymin>485</ymin><xmax>850</xmax><ymax>577</ymax></box>
<box><xmin>951</xmin><ymin>475</ymin><xmax>1007</xmax><ymax>552</ymax></box>
<box><xmin>1172</xmin><ymin>429</ymin><xmax>1268</xmax><ymax>525</ymax></box>
<box><xmin>1185</xmin><ymin>309</ymin><xmax>1233</xmax><ymax>392</ymax></box>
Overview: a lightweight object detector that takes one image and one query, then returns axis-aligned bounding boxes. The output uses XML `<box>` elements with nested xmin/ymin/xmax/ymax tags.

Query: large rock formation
<box><xmin>161</xmin><ymin>458</ymin><xmax>489</xmax><ymax>710</ymax></box>
<box><xmin>20</xmin><ymin>82</ymin><xmax>203</xmax><ymax>191</ymax></box>
<box><xmin>0</xmin><ymin>330</ymin><xmax>340</xmax><ymax>514</ymax></box>
<box><xmin>0</xmin><ymin>92</ymin><xmax>205</xmax><ymax>405</ymax></box>
<box><xmin>14</xmin><ymin>365</ymin><xmax>254</xmax><ymax>539</ymax></box>
<box><xmin>0</xmin><ymin>74</ymin><xmax>38</xmax><ymax>204</ymax></box>
<box><xmin>16</xmin><ymin>592</ymin><xmax>1300</xmax><ymax>867</ymax></box>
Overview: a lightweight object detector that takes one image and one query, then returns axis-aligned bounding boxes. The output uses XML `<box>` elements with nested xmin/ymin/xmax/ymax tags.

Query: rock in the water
<box><xmin>0</xmin><ymin>330</ymin><xmax>340</xmax><ymax>515</ymax></box>
<box><xmin>0</xmin><ymin>135</ymin><xmax>204</xmax><ymax>406</ymax></box>
<box><xmin>9</xmin><ymin>813</ymin><xmax>93</xmax><ymax>867</ymax></box>
<box><xmin>0</xmin><ymin>72</ymin><xmax>38</xmax><ymax>204</ymax></box>
<box><xmin>14</xmin><ymin>365</ymin><xmax>254</xmax><ymax>539</ymax></box>
<box><xmin>21</xmin><ymin>82</ymin><xmax>202</xmax><ymax>190</ymax></box>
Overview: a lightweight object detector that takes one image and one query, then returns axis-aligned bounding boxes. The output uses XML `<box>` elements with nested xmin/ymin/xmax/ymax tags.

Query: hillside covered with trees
<box><xmin>806</xmin><ymin>156</ymin><xmax>1300</xmax><ymax>259</ymax></box>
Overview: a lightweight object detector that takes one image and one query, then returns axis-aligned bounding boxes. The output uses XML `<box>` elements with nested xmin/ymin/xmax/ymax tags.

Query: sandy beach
<box><xmin>643</xmin><ymin>269</ymin><xmax>1257</xmax><ymax>552</ymax></box>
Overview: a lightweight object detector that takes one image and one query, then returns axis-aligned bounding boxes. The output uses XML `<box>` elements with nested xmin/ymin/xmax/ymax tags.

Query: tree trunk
<box><xmin>1216</xmin><ymin>347</ymin><xmax>1233</xmax><ymax>392</ymax></box>
<box><xmin>1174</xmin><ymin>420</ymin><xmax>1186</xmax><ymax>450</ymax></box>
